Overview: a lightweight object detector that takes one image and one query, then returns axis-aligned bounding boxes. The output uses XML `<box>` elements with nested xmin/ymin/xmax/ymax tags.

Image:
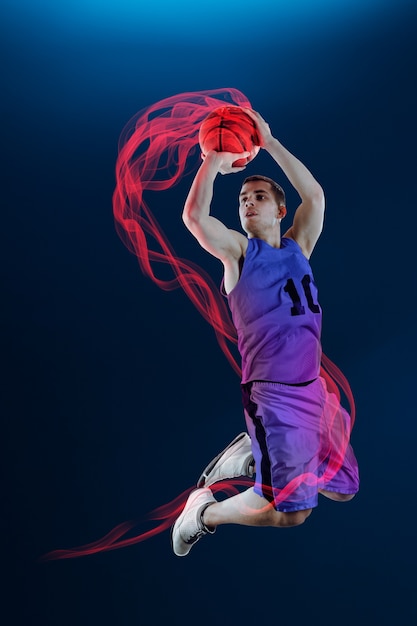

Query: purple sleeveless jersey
<box><xmin>227</xmin><ymin>237</ymin><xmax>322</xmax><ymax>384</ymax></box>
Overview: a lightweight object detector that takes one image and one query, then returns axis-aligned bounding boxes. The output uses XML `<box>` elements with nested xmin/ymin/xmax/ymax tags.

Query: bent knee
<box><xmin>273</xmin><ymin>508</ymin><xmax>312</xmax><ymax>528</ymax></box>
<box><xmin>320</xmin><ymin>489</ymin><xmax>357</xmax><ymax>503</ymax></box>
<box><xmin>337</xmin><ymin>493</ymin><xmax>356</xmax><ymax>502</ymax></box>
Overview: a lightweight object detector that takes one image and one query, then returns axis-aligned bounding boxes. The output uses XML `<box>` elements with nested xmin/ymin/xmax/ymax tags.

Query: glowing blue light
<box><xmin>3</xmin><ymin>0</ymin><xmax>410</xmax><ymax>43</ymax></box>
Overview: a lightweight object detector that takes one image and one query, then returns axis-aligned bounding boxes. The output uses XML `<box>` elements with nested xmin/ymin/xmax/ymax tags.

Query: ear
<box><xmin>278</xmin><ymin>204</ymin><xmax>287</xmax><ymax>220</ymax></box>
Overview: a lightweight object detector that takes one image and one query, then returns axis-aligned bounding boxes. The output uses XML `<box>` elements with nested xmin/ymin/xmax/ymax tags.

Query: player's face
<box><xmin>238</xmin><ymin>181</ymin><xmax>282</xmax><ymax>234</ymax></box>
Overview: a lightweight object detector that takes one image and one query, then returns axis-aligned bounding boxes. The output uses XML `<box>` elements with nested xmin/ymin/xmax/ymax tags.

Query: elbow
<box><xmin>312</xmin><ymin>185</ymin><xmax>325</xmax><ymax>207</ymax></box>
<box><xmin>182</xmin><ymin>204</ymin><xmax>200</xmax><ymax>231</ymax></box>
<box><xmin>182</xmin><ymin>208</ymin><xmax>189</xmax><ymax>226</ymax></box>
<box><xmin>182</xmin><ymin>203</ymin><xmax>193</xmax><ymax>227</ymax></box>
<box><xmin>302</xmin><ymin>184</ymin><xmax>325</xmax><ymax>213</ymax></box>
<box><xmin>310</xmin><ymin>186</ymin><xmax>325</xmax><ymax>216</ymax></box>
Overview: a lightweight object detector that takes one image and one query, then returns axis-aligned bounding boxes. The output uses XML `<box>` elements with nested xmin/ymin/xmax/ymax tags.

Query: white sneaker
<box><xmin>171</xmin><ymin>488</ymin><xmax>216</xmax><ymax>557</ymax></box>
<box><xmin>197</xmin><ymin>432</ymin><xmax>254</xmax><ymax>488</ymax></box>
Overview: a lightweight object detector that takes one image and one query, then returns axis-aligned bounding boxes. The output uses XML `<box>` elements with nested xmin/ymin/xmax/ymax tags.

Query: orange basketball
<box><xmin>199</xmin><ymin>106</ymin><xmax>261</xmax><ymax>167</ymax></box>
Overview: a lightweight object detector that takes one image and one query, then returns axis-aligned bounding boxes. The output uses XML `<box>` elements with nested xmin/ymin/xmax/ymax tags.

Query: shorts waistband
<box><xmin>250</xmin><ymin>378</ymin><xmax>317</xmax><ymax>387</ymax></box>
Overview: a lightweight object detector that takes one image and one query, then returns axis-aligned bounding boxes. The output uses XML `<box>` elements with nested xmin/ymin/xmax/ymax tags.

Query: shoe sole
<box><xmin>197</xmin><ymin>432</ymin><xmax>249</xmax><ymax>488</ymax></box>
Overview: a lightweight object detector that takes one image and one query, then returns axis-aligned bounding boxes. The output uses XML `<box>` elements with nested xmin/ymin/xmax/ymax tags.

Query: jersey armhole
<box><xmin>221</xmin><ymin>254</ymin><xmax>245</xmax><ymax>297</ymax></box>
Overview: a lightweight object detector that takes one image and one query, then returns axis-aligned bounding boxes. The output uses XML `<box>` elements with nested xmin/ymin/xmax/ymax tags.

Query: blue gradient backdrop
<box><xmin>2</xmin><ymin>1</ymin><xmax>417</xmax><ymax>624</ymax></box>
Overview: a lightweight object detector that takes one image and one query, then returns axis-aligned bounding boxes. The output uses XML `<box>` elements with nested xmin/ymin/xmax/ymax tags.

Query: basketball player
<box><xmin>171</xmin><ymin>109</ymin><xmax>359</xmax><ymax>556</ymax></box>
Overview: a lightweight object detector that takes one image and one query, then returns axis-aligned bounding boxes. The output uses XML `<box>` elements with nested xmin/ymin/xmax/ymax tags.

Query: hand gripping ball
<box><xmin>199</xmin><ymin>106</ymin><xmax>261</xmax><ymax>167</ymax></box>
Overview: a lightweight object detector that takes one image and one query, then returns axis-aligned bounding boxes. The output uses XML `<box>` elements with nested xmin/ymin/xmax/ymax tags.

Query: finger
<box><xmin>227</xmin><ymin>151</ymin><xmax>250</xmax><ymax>160</ymax></box>
<box><xmin>219</xmin><ymin>150</ymin><xmax>250</xmax><ymax>158</ymax></box>
<box><xmin>220</xmin><ymin>164</ymin><xmax>247</xmax><ymax>175</ymax></box>
<box><xmin>243</xmin><ymin>108</ymin><xmax>266</xmax><ymax>126</ymax></box>
<box><xmin>242</xmin><ymin>107</ymin><xmax>258</xmax><ymax>119</ymax></box>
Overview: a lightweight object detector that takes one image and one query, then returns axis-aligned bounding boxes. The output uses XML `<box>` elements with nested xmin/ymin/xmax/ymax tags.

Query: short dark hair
<box><xmin>242</xmin><ymin>175</ymin><xmax>286</xmax><ymax>207</ymax></box>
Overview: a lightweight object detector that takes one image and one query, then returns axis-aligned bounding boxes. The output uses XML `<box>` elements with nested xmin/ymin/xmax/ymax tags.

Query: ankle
<box><xmin>201</xmin><ymin>503</ymin><xmax>216</xmax><ymax>532</ymax></box>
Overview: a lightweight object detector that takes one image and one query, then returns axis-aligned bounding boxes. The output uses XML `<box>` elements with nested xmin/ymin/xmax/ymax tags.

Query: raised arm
<box><xmin>182</xmin><ymin>151</ymin><xmax>248</xmax><ymax>263</ymax></box>
<box><xmin>245</xmin><ymin>109</ymin><xmax>325</xmax><ymax>258</ymax></box>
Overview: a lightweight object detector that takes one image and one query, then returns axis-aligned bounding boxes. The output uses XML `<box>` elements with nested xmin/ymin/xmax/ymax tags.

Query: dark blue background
<box><xmin>2</xmin><ymin>1</ymin><xmax>417</xmax><ymax>624</ymax></box>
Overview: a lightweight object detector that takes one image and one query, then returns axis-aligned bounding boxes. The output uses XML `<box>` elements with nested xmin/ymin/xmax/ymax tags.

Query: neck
<box><xmin>248</xmin><ymin>226</ymin><xmax>282</xmax><ymax>248</ymax></box>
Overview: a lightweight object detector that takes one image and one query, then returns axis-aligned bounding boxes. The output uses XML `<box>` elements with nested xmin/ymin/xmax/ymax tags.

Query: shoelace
<box><xmin>186</xmin><ymin>526</ymin><xmax>207</xmax><ymax>545</ymax></box>
<box><xmin>184</xmin><ymin>504</ymin><xmax>215</xmax><ymax>544</ymax></box>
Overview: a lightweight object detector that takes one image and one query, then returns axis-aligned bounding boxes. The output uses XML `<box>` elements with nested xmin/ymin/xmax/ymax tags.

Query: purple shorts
<box><xmin>242</xmin><ymin>378</ymin><xmax>359</xmax><ymax>512</ymax></box>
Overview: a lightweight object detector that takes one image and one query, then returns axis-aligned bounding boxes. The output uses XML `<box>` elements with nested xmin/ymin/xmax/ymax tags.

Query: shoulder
<box><xmin>282</xmin><ymin>229</ymin><xmax>312</xmax><ymax>259</ymax></box>
<box><xmin>281</xmin><ymin>235</ymin><xmax>301</xmax><ymax>251</ymax></box>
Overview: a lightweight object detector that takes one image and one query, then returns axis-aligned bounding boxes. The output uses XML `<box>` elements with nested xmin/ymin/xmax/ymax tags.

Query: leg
<box><xmin>172</xmin><ymin>382</ymin><xmax>322</xmax><ymax>557</ymax></box>
<box><xmin>171</xmin><ymin>486</ymin><xmax>312</xmax><ymax>556</ymax></box>
<box><xmin>204</xmin><ymin>486</ymin><xmax>312</xmax><ymax>528</ymax></box>
<box><xmin>319</xmin><ymin>489</ymin><xmax>355</xmax><ymax>502</ymax></box>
